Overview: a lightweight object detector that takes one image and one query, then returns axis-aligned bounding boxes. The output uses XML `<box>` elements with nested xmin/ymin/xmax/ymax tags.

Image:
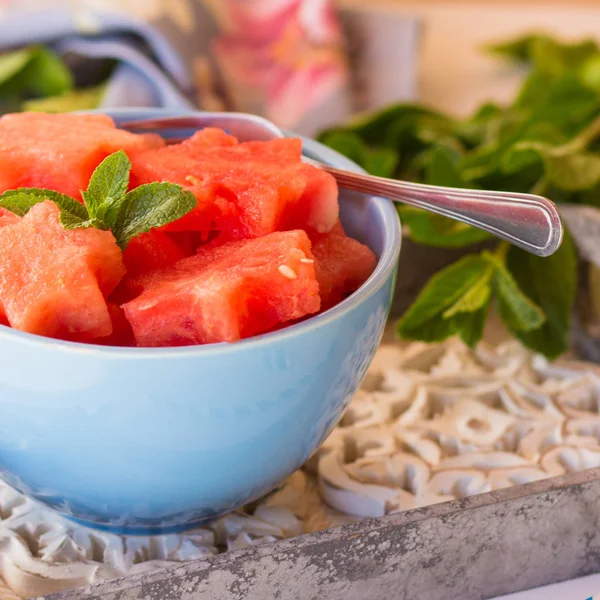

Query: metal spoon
<box><xmin>121</xmin><ymin>113</ymin><xmax>563</xmax><ymax>257</ymax></box>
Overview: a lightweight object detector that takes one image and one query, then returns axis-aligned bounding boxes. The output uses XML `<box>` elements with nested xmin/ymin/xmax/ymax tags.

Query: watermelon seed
<box><xmin>185</xmin><ymin>175</ymin><xmax>201</xmax><ymax>186</ymax></box>
<box><xmin>300</xmin><ymin>258</ymin><xmax>314</xmax><ymax>264</ymax></box>
<box><xmin>278</xmin><ymin>265</ymin><xmax>297</xmax><ymax>280</ymax></box>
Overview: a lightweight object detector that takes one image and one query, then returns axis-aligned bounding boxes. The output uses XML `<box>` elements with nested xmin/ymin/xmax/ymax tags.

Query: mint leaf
<box><xmin>454</xmin><ymin>302</ymin><xmax>491</xmax><ymax>348</ymax></box>
<box><xmin>20</xmin><ymin>46</ymin><xmax>73</xmax><ymax>97</ymax></box>
<box><xmin>515</xmin><ymin>73</ymin><xmax>599</xmax><ymax>133</ymax></box>
<box><xmin>0</xmin><ymin>188</ymin><xmax>88</xmax><ymax>220</ymax></box>
<box><xmin>362</xmin><ymin>148</ymin><xmax>399</xmax><ymax>178</ymax></box>
<box><xmin>397</xmin><ymin>311</ymin><xmax>458</xmax><ymax>344</ymax></box>
<box><xmin>0</xmin><ymin>46</ymin><xmax>73</xmax><ymax>100</ymax></box>
<box><xmin>484</xmin><ymin>33</ymin><xmax>551</xmax><ymax>63</ymax></box>
<box><xmin>485</xmin><ymin>34</ymin><xmax>599</xmax><ymax>74</ymax></box>
<box><xmin>83</xmin><ymin>150</ymin><xmax>131</xmax><ymax>222</ymax></box>
<box><xmin>22</xmin><ymin>84</ymin><xmax>105</xmax><ymax>114</ymax></box>
<box><xmin>319</xmin><ymin>131</ymin><xmax>367</xmax><ymax>165</ymax></box>
<box><xmin>60</xmin><ymin>215</ymin><xmax>108</xmax><ymax>230</ymax></box>
<box><xmin>484</xmin><ymin>250</ymin><xmax>546</xmax><ymax>332</ymax></box>
<box><xmin>0</xmin><ymin>152</ymin><xmax>197</xmax><ymax>248</ymax></box>
<box><xmin>396</xmin><ymin>299</ymin><xmax>490</xmax><ymax>348</ymax></box>
<box><xmin>501</xmin><ymin>141</ymin><xmax>547</xmax><ymax>175</ymax></box>
<box><xmin>543</xmin><ymin>152</ymin><xmax>600</xmax><ymax>191</ymax></box>
<box><xmin>530</xmin><ymin>37</ymin><xmax>598</xmax><ymax>76</ymax></box>
<box><xmin>500</xmin><ymin>125</ymin><xmax>567</xmax><ymax>174</ymax></box>
<box><xmin>0</xmin><ymin>48</ymin><xmax>34</xmax><ymax>89</ymax></box>
<box><xmin>334</xmin><ymin>104</ymin><xmax>445</xmax><ymax>145</ymax></box>
<box><xmin>408</xmin><ymin>141</ymin><xmax>485</xmax><ymax>246</ymax></box>
<box><xmin>581</xmin><ymin>54</ymin><xmax>600</xmax><ymax>91</ymax></box>
<box><xmin>110</xmin><ymin>183</ymin><xmax>197</xmax><ymax>249</ymax></box>
<box><xmin>455</xmin><ymin>103</ymin><xmax>504</xmax><ymax>148</ymax></box>
<box><xmin>397</xmin><ymin>255</ymin><xmax>490</xmax><ymax>339</ymax></box>
<box><xmin>319</xmin><ymin>130</ymin><xmax>398</xmax><ymax>178</ymax></box>
<box><xmin>443</xmin><ymin>263</ymin><xmax>493</xmax><ymax>317</ymax></box>
<box><xmin>318</xmin><ymin>32</ymin><xmax>600</xmax><ymax>357</ymax></box>
<box><xmin>505</xmin><ymin>232</ymin><xmax>577</xmax><ymax>358</ymax></box>
<box><xmin>425</xmin><ymin>145</ymin><xmax>468</xmax><ymax>188</ymax></box>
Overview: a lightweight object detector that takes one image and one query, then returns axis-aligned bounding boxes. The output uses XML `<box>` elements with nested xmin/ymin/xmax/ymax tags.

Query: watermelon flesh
<box><xmin>0</xmin><ymin>206</ymin><xmax>20</xmax><ymax>227</ymax></box>
<box><xmin>0</xmin><ymin>208</ymin><xmax>22</xmax><ymax>325</ymax></box>
<box><xmin>95</xmin><ymin>303</ymin><xmax>135</xmax><ymax>347</ymax></box>
<box><xmin>310</xmin><ymin>221</ymin><xmax>377</xmax><ymax>310</ymax></box>
<box><xmin>0</xmin><ymin>113</ymin><xmax>378</xmax><ymax>348</ymax></box>
<box><xmin>123</xmin><ymin>230</ymin><xmax>320</xmax><ymax>347</ymax></box>
<box><xmin>0</xmin><ymin>201</ymin><xmax>125</xmax><ymax>341</ymax></box>
<box><xmin>130</xmin><ymin>128</ymin><xmax>339</xmax><ymax>243</ymax></box>
<box><xmin>0</xmin><ymin>112</ymin><xmax>164</xmax><ymax>201</ymax></box>
<box><xmin>122</xmin><ymin>230</ymin><xmax>188</xmax><ymax>278</ymax></box>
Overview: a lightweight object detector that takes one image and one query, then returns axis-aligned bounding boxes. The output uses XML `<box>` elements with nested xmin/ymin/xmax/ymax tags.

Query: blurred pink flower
<box><xmin>209</xmin><ymin>0</ymin><xmax>348</xmax><ymax>129</ymax></box>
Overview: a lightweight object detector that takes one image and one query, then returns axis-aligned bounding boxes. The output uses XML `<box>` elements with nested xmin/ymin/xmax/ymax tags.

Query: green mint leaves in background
<box><xmin>318</xmin><ymin>32</ymin><xmax>600</xmax><ymax>359</ymax></box>
<box><xmin>396</xmin><ymin>243</ymin><xmax>549</xmax><ymax>350</ymax></box>
<box><xmin>21</xmin><ymin>84</ymin><xmax>107</xmax><ymax>114</ymax></box>
<box><xmin>0</xmin><ymin>46</ymin><xmax>104</xmax><ymax>114</ymax></box>
<box><xmin>0</xmin><ymin>151</ymin><xmax>197</xmax><ymax>250</ymax></box>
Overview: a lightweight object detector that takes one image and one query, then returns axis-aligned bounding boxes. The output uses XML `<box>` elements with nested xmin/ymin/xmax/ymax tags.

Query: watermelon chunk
<box><xmin>0</xmin><ymin>201</ymin><xmax>125</xmax><ymax>341</ymax></box>
<box><xmin>123</xmin><ymin>230</ymin><xmax>320</xmax><ymax>347</ymax></box>
<box><xmin>310</xmin><ymin>222</ymin><xmax>377</xmax><ymax>310</ymax></box>
<box><xmin>167</xmin><ymin>231</ymin><xmax>204</xmax><ymax>256</ymax></box>
<box><xmin>0</xmin><ymin>208</ymin><xmax>21</xmax><ymax>325</ymax></box>
<box><xmin>123</xmin><ymin>230</ymin><xmax>188</xmax><ymax>278</ymax></box>
<box><xmin>95</xmin><ymin>303</ymin><xmax>135</xmax><ymax>347</ymax></box>
<box><xmin>130</xmin><ymin>128</ymin><xmax>339</xmax><ymax>242</ymax></box>
<box><xmin>0</xmin><ymin>206</ymin><xmax>20</xmax><ymax>227</ymax></box>
<box><xmin>0</xmin><ymin>112</ymin><xmax>164</xmax><ymax>201</ymax></box>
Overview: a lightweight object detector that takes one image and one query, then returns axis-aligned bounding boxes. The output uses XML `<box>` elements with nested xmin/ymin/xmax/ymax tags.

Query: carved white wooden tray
<box><xmin>2</xmin><ymin>338</ymin><xmax>600</xmax><ymax>599</ymax></box>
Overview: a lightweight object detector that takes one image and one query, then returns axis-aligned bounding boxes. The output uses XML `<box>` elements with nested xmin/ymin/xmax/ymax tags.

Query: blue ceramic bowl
<box><xmin>0</xmin><ymin>109</ymin><xmax>401</xmax><ymax>534</ymax></box>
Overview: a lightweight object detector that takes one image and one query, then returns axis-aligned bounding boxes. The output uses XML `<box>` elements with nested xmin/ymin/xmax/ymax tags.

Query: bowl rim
<box><xmin>0</xmin><ymin>108</ymin><xmax>401</xmax><ymax>358</ymax></box>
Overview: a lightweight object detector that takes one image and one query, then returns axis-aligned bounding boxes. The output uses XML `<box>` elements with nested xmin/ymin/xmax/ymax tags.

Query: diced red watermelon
<box><xmin>310</xmin><ymin>222</ymin><xmax>377</xmax><ymax>310</ymax></box>
<box><xmin>0</xmin><ymin>208</ymin><xmax>20</xmax><ymax>325</ymax></box>
<box><xmin>130</xmin><ymin>128</ymin><xmax>339</xmax><ymax>242</ymax></box>
<box><xmin>95</xmin><ymin>303</ymin><xmax>135</xmax><ymax>347</ymax></box>
<box><xmin>326</xmin><ymin>219</ymin><xmax>347</xmax><ymax>237</ymax></box>
<box><xmin>181</xmin><ymin>126</ymin><xmax>237</xmax><ymax>150</ymax></box>
<box><xmin>0</xmin><ymin>207</ymin><xmax>20</xmax><ymax>227</ymax></box>
<box><xmin>0</xmin><ymin>112</ymin><xmax>164</xmax><ymax>201</ymax></box>
<box><xmin>0</xmin><ymin>113</ymin><xmax>376</xmax><ymax>348</ymax></box>
<box><xmin>110</xmin><ymin>230</ymin><xmax>193</xmax><ymax>305</ymax></box>
<box><xmin>122</xmin><ymin>230</ymin><xmax>320</xmax><ymax>347</ymax></box>
<box><xmin>123</xmin><ymin>230</ymin><xmax>187</xmax><ymax>278</ymax></box>
<box><xmin>0</xmin><ymin>201</ymin><xmax>125</xmax><ymax>341</ymax></box>
<box><xmin>167</xmin><ymin>231</ymin><xmax>204</xmax><ymax>256</ymax></box>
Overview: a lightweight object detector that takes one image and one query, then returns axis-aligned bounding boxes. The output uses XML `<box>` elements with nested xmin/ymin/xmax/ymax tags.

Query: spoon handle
<box><xmin>120</xmin><ymin>116</ymin><xmax>563</xmax><ymax>257</ymax></box>
<box><xmin>317</xmin><ymin>163</ymin><xmax>563</xmax><ymax>257</ymax></box>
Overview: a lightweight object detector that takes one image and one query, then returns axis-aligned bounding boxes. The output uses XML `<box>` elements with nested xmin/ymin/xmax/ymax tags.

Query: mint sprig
<box><xmin>83</xmin><ymin>150</ymin><xmax>131</xmax><ymax>222</ymax></box>
<box><xmin>504</xmin><ymin>232</ymin><xmax>577</xmax><ymax>357</ymax></box>
<box><xmin>317</xmin><ymin>32</ymin><xmax>600</xmax><ymax>358</ymax></box>
<box><xmin>0</xmin><ymin>46</ymin><xmax>74</xmax><ymax>112</ymax></box>
<box><xmin>0</xmin><ymin>151</ymin><xmax>197</xmax><ymax>249</ymax></box>
<box><xmin>397</xmin><ymin>254</ymin><xmax>495</xmax><ymax>347</ymax></box>
<box><xmin>110</xmin><ymin>182</ymin><xmax>197</xmax><ymax>248</ymax></box>
<box><xmin>397</xmin><ymin>244</ymin><xmax>549</xmax><ymax>351</ymax></box>
<box><xmin>0</xmin><ymin>188</ymin><xmax>88</xmax><ymax>222</ymax></box>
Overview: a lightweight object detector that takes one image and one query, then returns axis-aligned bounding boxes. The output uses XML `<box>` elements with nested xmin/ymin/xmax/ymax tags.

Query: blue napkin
<box><xmin>0</xmin><ymin>6</ymin><xmax>194</xmax><ymax>110</ymax></box>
